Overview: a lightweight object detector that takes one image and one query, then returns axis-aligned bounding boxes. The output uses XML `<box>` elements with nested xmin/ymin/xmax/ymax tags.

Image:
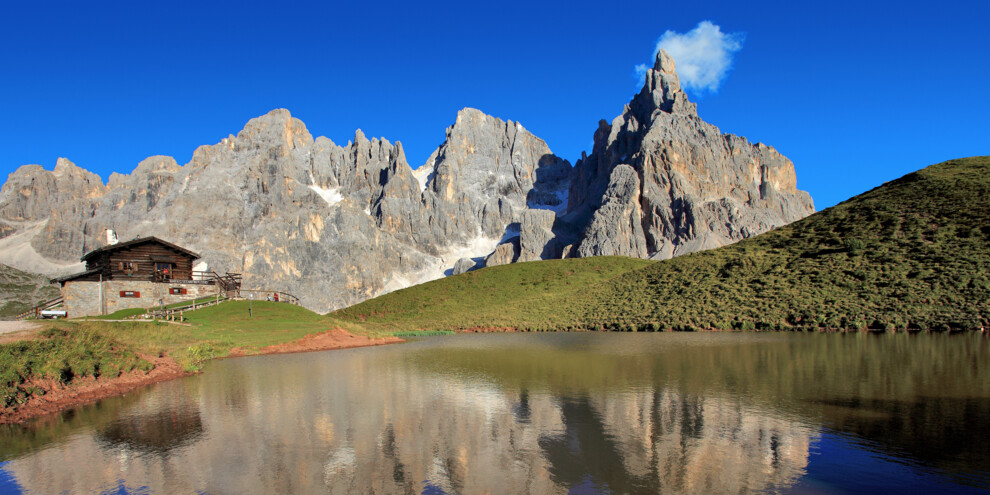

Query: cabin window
<box><xmin>169</xmin><ymin>287</ymin><xmax>187</xmax><ymax>295</ymax></box>
<box><xmin>156</xmin><ymin>262</ymin><xmax>174</xmax><ymax>279</ymax></box>
<box><xmin>120</xmin><ymin>291</ymin><xmax>140</xmax><ymax>298</ymax></box>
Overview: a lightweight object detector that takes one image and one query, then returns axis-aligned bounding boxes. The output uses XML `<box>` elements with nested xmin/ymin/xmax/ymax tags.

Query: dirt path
<box><xmin>0</xmin><ymin>328</ymin><xmax>403</xmax><ymax>425</ymax></box>
<box><xmin>0</xmin><ymin>320</ymin><xmax>41</xmax><ymax>334</ymax></box>
<box><xmin>0</xmin><ymin>320</ymin><xmax>43</xmax><ymax>343</ymax></box>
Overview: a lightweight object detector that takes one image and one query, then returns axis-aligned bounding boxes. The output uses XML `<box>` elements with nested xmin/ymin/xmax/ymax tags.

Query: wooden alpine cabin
<box><xmin>54</xmin><ymin>236</ymin><xmax>231</xmax><ymax>317</ymax></box>
<box><xmin>57</xmin><ymin>236</ymin><xmax>200</xmax><ymax>284</ymax></box>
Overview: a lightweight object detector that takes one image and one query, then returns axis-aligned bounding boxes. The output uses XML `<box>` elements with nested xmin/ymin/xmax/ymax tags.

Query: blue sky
<box><xmin>1</xmin><ymin>0</ymin><xmax>987</xmax><ymax>208</ymax></box>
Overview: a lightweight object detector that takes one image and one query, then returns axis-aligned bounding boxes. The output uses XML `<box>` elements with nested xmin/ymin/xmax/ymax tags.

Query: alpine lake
<box><xmin>1</xmin><ymin>332</ymin><xmax>988</xmax><ymax>494</ymax></box>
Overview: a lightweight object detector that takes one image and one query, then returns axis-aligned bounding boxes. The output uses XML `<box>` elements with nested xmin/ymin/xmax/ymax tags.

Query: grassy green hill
<box><xmin>331</xmin><ymin>256</ymin><xmax>652</xmax><ymax>332</ymax></box>
<box><xmin>333</xmin><ymin>156</ymin><xmax>990</xmax><ymax>332</ymax></box>
<box><xmin>1</xmin><ymin>301</ymin><xmax>357</xmax><ymax>408</ymax></box>
<box><xmin>0</xmin><ymin>264</ymin><xmax>60</xmax><ymax>319</ymax></box>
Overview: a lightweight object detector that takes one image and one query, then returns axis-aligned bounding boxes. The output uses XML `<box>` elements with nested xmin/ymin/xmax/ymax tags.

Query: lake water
<box><xmin>1</xmin><ymin>332</ymin><xmax>989</xmax><ymax>494</ymax></box>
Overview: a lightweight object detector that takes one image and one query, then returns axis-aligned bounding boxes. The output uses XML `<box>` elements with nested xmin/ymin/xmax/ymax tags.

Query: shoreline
<box><xmin>3</xmin><ymin>324</ymin><xmax>981</xmax><ymax>425</ymax></box>
<box><xmin>231</xmin><ymin>328</ymin><xmax>403</xmax><ymax>357</ymax></box>
<box><xmin>0</xmin><ymin>328</ymin><xmax>403</xmax><ymax>425</ymax></box>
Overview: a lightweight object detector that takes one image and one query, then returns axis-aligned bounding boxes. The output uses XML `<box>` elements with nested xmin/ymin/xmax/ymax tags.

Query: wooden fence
<box><xmin>15</xmin><ymin>297</ymin><xmax>64</xmax><ymax>321</ymax></box>
<box><xmin>144</xmin><ymin>288</ymin><xmax>300</xmax><ymax>322</ymax></box>
<box><xmin>145</xmin><ymin>295</ymin><xmax>229</xmax><ymax>321</ymax></box>
<box><xmin>236</xmin><ymin>289</ymin><xmax>300</xmax><ymax>306</ymax></box>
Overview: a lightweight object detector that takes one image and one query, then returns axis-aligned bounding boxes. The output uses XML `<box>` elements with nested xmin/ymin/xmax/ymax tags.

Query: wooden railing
<box><xmin>146</xmin><ymin>295</ymin><xmax>229</xmax><ymax>322</ymax></box>
<box><xmin>277</xmin><ymin>291</ymin><xmax>300</xmax><ymax>306</ymax></box>
<box><xmin>210</xmin><ymin>272</ymin><xmax>242</xmax><ymax>296</ymax></box>
<box><xmin>144</xmin><ymin>287</ymin><xmax>300</xmax><ymax>322</ymax></box>
<box><xmin>150</xmin><ymin>271</ymin><xmax>243</xmax><ymax>289</ymax></box>
<box><xmin>15</xmin><ymin>296</ymin><xmax>64</xmax><ymax>320</ymax></box>
<box><xmin>238</xmin><ymin>289</ymin><xmax>301</xmax><ymax>305</ymax></box>
<box><xmin>235</xmin><ymin>289</ymin><xmax>300</xmax><ymax>306</ymax></box>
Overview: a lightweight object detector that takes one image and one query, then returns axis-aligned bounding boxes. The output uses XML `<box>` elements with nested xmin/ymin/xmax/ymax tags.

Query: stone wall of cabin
<box><xmin>62</xmin><ymin>281</ymin><xmax>102</xmax><ymax>318</ymax></box>
<box><xmin>62</xmin><ymin>280</ymin><xmax>220</xmax><ymax>318</ymax></box>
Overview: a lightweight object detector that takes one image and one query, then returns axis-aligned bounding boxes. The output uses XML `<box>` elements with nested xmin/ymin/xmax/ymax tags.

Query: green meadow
<box><xmin>335</xmin><ymin>156</ymin><xmax>990</xmax><ymax>333</ymax></box>
<box><xmin>1</xmin><ymin>301</ymin><xmax>350</xmax><ymax>408</ymax></box>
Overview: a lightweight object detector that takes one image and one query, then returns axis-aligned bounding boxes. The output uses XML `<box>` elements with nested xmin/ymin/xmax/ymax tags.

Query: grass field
<box><xmin>0</xmin><ymin>326</ymin><xmax>152</xmax><ymax>407</ymax></box>
<box><xmin>0</xmin><ymin>301</ymin><xmax>350</xmax><ymax>408</ymax></box>
<box><xmin>330</xmin><ymin>256</ymin><xmax>652</xmax><ymax>332</ymax></box>
<box><xmin>335</xmin><ymin>156</ymin><xmax>990</xmax><ymax>333</ymax></box>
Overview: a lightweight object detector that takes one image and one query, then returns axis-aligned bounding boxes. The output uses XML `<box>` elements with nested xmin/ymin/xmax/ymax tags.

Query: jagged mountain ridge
<box><xmin>0</xmin><ymin>108</ymin><xmax>571</xmax><ymax>312</ymax></box>
<box><xmin>0</xmin><ymin>50</ymin><xmax>813</xmax><ymax>312</ymax></box>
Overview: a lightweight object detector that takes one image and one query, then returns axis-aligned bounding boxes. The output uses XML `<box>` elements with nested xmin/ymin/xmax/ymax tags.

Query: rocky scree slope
<box><xmin>0</xmin><ymin>263</ymin><xmax>60</xmax><ymax>319</ymax></box>
<box><xmin>0</xmin><ymin>50</ymin><xmax>813</xmax><ymax>312</ymax></box>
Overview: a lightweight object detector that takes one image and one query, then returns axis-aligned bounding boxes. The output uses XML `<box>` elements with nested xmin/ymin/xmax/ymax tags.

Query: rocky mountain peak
<box><xmin>235</xmin><ymin>108</ymin><xmax>314</xmax><ymax>154</ymax></box>
<box><xmin>654</xmin><ymin>49</ymin><xmax>676</xmax><ymax>73</ymax></box>
<box><xmin>107</xmin><ymin>156</ymin><xmax>179</xmax><ymax>189</ymax></box>
<box><xmin>134</xmin><ymin>155</ymin><xmax>180</xmax><ymax>175</ymax></box>
<box><xmin>635</xmin><ymin>49</ymin><xmax>696</xmax><ymax>117</ymax></box>
<box><xmin>567</xmin><ymin>50</ymin><xmax>813</xmax><ymax>261</ymax></box>
<box><xmin>53</xmin><ymin>157</ymin><xmax>78</xmax><ymax>176</ymax></box>
<box><xmin>452</xmin><ymin>107</ymin><xmax>491</xmax><ymax>127</ymax></box>
<box><xmin>426</xmin><ymin>107</ymin><xmax>569</xmax><ymax>222</ymax></box>
<box><xmin>51</xmin><ymin>157</ymin><xmax>105</xmax><ymax>190</ymax></box>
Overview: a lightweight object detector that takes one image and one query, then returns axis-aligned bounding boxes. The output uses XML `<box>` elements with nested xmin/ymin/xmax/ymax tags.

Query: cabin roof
<box><xmin>80</xmin><ymin>236</ymin><xmax>200</xmax><ymax>262</ymax></box>
<box><xmin>51</xmin><ymin>268</ymin><xmax>101</xmax><ymax>284</ymax></box>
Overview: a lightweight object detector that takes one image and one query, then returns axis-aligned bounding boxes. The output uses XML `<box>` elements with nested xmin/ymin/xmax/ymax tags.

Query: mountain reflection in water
<box><xmin>97</xmin><ymin>405</ymin><xmax>203</xmax><ymax>456</ymax></box>
<box><xmin>0</xmin><ymin>332</ymin><xmax>987</xmax><ymax>494</ymax></box>
<box><xmin>91</xmin><ymin>382</ymin><xmax>205</xmax><ymax>458</ymax></box>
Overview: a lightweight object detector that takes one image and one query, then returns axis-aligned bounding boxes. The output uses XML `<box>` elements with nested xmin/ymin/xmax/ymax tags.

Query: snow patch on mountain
<box><xmin>309</xmin><ymin>185</ymin><xmax>343</xmax><ymax>206</ymax></box>
<box><xmin>413</xmin><ymin>162</ymin><xmax>435</xmax><ymax>192</ymax></box>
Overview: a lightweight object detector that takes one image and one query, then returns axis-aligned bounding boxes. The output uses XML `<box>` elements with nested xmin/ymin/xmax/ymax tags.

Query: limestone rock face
<box><xmin>0</xmin><ymin>109</ymin><xmax>573</xmax><ymax>312</ymax></box>
<box><xmin>567</xmin><ymin>49</ymin><xmax>814</xmax><ymax>259</ymax></box>
<box><xmin>0</xmin><ymin>53</ymin><xmax>815</xmax><ymax>311</ymax></box>
<box><xmin>484</xmin><ymin>240</ymin><xmax>519</xmax><ymax>268</ymax></box>
<box><xmin>0</xmin><ymin>158</ymin><xmax>107</xmax><ymax>262</ymax></box>
<box><xmin>420</xmin><ymin>108</ymin><xmax>570</xmax><ymax>246</ymax></box>
<box><xmin>0</xmin><ymin>158</ymin><xmax>106</xmax><ymax>224</ymax></box>
<box><xmin>518</xmin><ymin>209</ymin><xmax>560</xmax><ymax>262</ymax></box>
<box><xmin>452</xmin><ymin>258</ymin><xmax>477</xmax><ymax>275</ymax></box>
<box><xmin>88</xmin><ymin>109</ymin><xmax>442</xmax><ymax>311</ymax></box>
<box><xmin>575</xmin><ymin>165</ymin><xmax>648</xmax><ymax>258</ymax></box>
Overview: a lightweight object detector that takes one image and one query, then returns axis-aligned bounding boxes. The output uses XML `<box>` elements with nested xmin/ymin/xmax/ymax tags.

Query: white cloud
<box><xmin>638</xmin><ymin>21</ymin><xmax>744</xmax><ymax>94</ymax></box>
